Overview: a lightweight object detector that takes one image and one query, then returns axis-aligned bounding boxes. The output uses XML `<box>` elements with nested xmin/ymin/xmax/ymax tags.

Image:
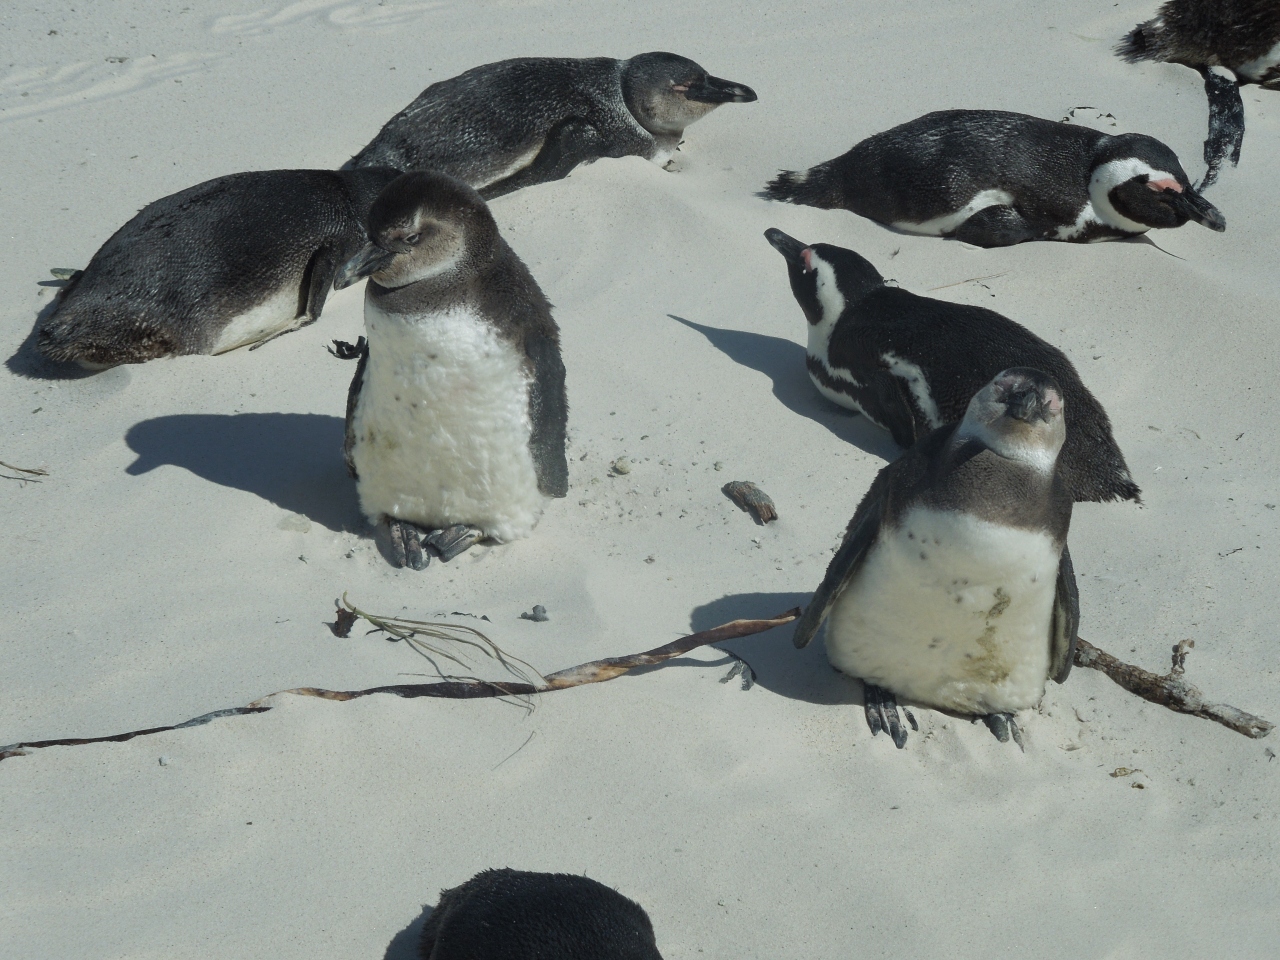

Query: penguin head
<box><xmin>957</xmin><ymin>368</ymin><xmax>1066</xmax><ymax>472</ymax></box>
<box><xmin>334</xmin><ymin>171</ymin><xmax>496</xmax><ymax>291</ymax></box>
<box><xmin>764</xmin><ymin>228</ymin><xmax>884</xmax><ymax>326</ymax></box>
<box><xmin>1092</xmin><ymin>136</ymin><xmax>1226</xmax><ymax>232</ymax></box>
<box><xmin>622</xmin><ymin>52</ymin><xmax>756</xmax><ymax>135</ymax></box>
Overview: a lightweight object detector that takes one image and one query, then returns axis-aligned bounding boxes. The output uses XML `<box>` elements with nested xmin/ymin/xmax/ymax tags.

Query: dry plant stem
<box><xmin>1</xmin><ymin>460</ymin><xmax>48</xmax><ymax>482</ymax></box>
<box><xmin>0</xmin><ymin>610</ymin><xmax>801</xmax><ymax>761</ymax></box>
<box><xmin>1074</xmin><ymin>636</ymin><xmax>1273</xmax><ymax>739</ymax></box>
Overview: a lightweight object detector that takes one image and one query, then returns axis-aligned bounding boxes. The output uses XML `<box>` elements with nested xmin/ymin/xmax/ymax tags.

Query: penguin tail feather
<box><xmin>1115</xmin><ymin>20</ymin><xmax>1164</xmax><ymax>63</ymax></box>
<box><xmin>761</xmin><ymin>167</ymin><xmax>841</xmax><ymax>208</ymax></box>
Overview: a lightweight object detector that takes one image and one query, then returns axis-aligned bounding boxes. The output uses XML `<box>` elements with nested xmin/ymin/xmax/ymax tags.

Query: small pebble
<box><xmin>610</xmin><ymin>457</ymin><xmax>631</xmax><ymax>475</ymax></box>
<box><xmin>519</xmin><ymin>605</ymin><xmax>549</xmax><ymax>622</ymax></box>
<box><xmin>158</xmin><ymin>756</ymin><xmax>170</xmax><ymax>766</ymax></box>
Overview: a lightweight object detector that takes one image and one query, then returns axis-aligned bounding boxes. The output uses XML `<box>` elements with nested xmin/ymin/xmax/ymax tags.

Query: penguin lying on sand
<box><xmin>335</xmin><ymin>170</ymin><xmax>568</xmax><ymax>569</ymax></box>
<box><xmin>793</xmin><ymin>368</ymin><xmax>1079</xmax><ymax>749</ymax></box>
<box><xmin>351</xmin><ymin>53</ymin><xmax>757</xmax><ymax>199</ymax></box>
<box><xmin>764</xmin><ymin>229</ymin><xmax>1140</xmax><ymax>504</ymax></box>
<box><xmin>419</xmin><ymin>869</ymin><xmax>664</xmax><ymax>960</ymax></box>
<box><xmin>1118</xmin><ymin>0</ymin><xmax>1280</xmax><ymax>187</ymax></box>
<box><xmin>36</xmin><ymin>168</ymin><xmax>400</xmax><ymax>369</ymax></box>
<box><xmin>764</xmin><ymin>109</ymin><xmax>1225</xmax><ymax>246</ymax></box>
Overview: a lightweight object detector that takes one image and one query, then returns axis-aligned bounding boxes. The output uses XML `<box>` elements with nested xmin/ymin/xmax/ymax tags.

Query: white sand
<box><xmin>2</xmin><ymin>2</ymin><xmax>1278</xmax><ymax>957</ymax></box>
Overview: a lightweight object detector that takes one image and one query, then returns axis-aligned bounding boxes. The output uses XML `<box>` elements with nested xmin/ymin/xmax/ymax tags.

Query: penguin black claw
<box><xmin>388</xmin><ymin>519</ymin><xmax>430</xmax><ymax>570</ymax></box>
<box><xmin>426</xmin><ymin>525</ymin><xmax>485</xmax><ymax>563</ymax></box>
<box><xmin>982</xmin><ymin>713</ymin><xmax>1025</xmax><ymax>750</ymax></box>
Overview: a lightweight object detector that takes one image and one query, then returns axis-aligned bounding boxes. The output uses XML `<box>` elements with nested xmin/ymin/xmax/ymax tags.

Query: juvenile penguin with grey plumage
<box><xmin>764</xmin><ymin>110</ymin><xmax>1225</xmax><ymax>246</ymax></box>
<box><xmin>418</xmin><ymin>869</ymin><xmax>664</xmax><ymax>960</ymax></box>
<box><xmin>36</xmin><ymin>168</ymin><xmax>400</xmax><ymax>369</ymax></box>
<box><xmin>1119</xmin><ymin>1</ymin><xmax>1280</xmax><ymax>186</ymax></box>
<box><xmin>793</xmin><ymin>368</ymin><xmax>1079</xmax><ymax>748</ymax></box>
<box><xmin>335</xmin><ymin>170</ymin><xmax>567</xmax><ymax>569</ymax></box>
<box><xmin>351</xmin><ymin>53</ymin><xmax>757</xmax><ymax>199</ymax></box>
<box><xmin>765</xmin><ymin>228</ymin><xmax>1140</xmax><ymax>504</ymax></box>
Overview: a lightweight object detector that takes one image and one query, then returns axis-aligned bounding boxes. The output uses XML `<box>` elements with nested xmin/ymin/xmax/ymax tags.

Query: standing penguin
<box><xmin>1118</xmin><ymin>1</ymin><xmax>1280</xmax><ymax>186</ymax></box>
<box><xmin>335</xmin><ymin>170</ymin><xmax>568</xmax><ymax>569</ymax></box>
<box><xmin>793</xmin><ymin>368</ymin><xmax>1079</xmax><ymax>748</ymax></box>
<box><xmin>35</xmin><ymin>168</ymin><xmax>401</xmax><ymax>369</ymax></box>
<box><xmin>350</xmin><ymin>53</ymin><xmax>757</xmax><ymax>199</ymax></box>
<box><xmin>418</xmin><ymin>869</ymin><xmax>664</xmax><ymax>960</ymax></box>
<box><xmin>764</xmin><ymin>228</ymin><xmax>1140</xmax><ymax>504</ymax></box>
<box><xmin>763</xmin><ymin>110</ymin><xmax>1225</xmax><ymax>246</ymax></box>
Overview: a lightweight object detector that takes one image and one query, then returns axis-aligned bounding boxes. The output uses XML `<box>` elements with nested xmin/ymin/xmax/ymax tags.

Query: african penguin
<box><xmin>35</xmin><ymin>168</ymin><xmax>401</xmax><ymax>369</ymax></box>
<box><xmin>765</xmin><ymin>229</ymin><xmax>1140</xmax><ymax>504</ymax></box>
<box><xmin>763</xmin><ymin>109</ymin><xmax>1226</xmax><ymax>246</ymax></box>
<box><xmin>350</xmin><ymin>53</ymin><xmax>757</xmax><ymax>199</ymax></box>
<box><xmin>792</xmin><ymin>368</ymin><xmax>1079</xmax><ymax>749</ymax></box>
<box><xmin>1118</xmin><ymin>1</ymin><xmax>1280</xmax><ymax>187</ymax></box>
<box><xmin>335</xmin><ymin>170</ymin><xmax>568</xmax><ymax>569</ymax></box>
<box><xmin>418</xmin><ymin>869</ymin><xmax>664</xmax><ymax>960</ymax></box>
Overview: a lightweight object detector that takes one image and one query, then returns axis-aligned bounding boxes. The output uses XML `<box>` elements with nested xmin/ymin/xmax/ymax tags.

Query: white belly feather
<box><xmin>891</xmin><ymin>189</ymin><xmax>1014</xmax><ymax>237</ymax></box>
<box><xmin>210</xmin><ymin>284</ymin><xmax>303</xmax><ymax>354</ymax></box>
<box><xmin>825</xmin><ymin>506</ymin><xmax>1060</xmax><ymax>714</ymax></box>
<box><xmin>351</xmin><ymin>302</ymin><xmax>544</xmax><ymax>542</ymax></box>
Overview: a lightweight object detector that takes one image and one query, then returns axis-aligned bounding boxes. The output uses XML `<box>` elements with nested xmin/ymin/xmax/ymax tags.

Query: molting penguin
<box><xmin>1118</xmin><ymin>1</ymin><xmax>1280</xmax><ymax>187</ymax></box>
<box><xmin>350</xmin><ymin>53</ymin><xmax>756</xmax><ymax>199</ymax></box>
<box><xmin>35</xmin><ymin>168</ymin><xmax>401</xmax><ymax>369</ymax></box>
<box><xmin>335</xmin><ymin>170</ymin><xmax>568</xmax><ymax>569</ymax></box>
<box><xmin>793</xmin><ymin>369</ymin><xmax>1079</xmax><ymax>749</ymax></box>
<box><xmin>763</xmin><ymin>109</ymin><xmax>1225</xmax><ymax>246</ymax></box>
<box><xmin>764</xmin><ymin>229</ymin><xmax>1140</xmax><ymax>504</ymax></box>
<box><xmin>418</xmin><ymin>869</ymin><xmax>664</xmax><ymax>960</ymax></box>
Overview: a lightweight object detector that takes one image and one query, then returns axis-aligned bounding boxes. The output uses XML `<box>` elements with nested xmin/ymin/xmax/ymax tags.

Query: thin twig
<box><xmin>927</xmin><ymin>273</ymin><xmax>1007</xmax><ymax>292</ymax></box>
<box><xmin>1074</xmin><ymin>636</ymin><xmax>1272</xmax><ymax>739</ymax></box>
<box><xmin>1</xmin><ymin>460</ymin><xmax>48</xmax><ymax>483</ymax></box>
<box><xmin>0</xmin><ymin>609</ymin><xmax>802</xmax><ymax>762</ymax></box>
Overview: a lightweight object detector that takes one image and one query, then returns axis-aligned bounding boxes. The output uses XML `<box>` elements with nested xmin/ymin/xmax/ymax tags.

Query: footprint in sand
<box><xmin>212</xmin><ymin>0</ymin><xmax>443</xmax><ymax>37</ymax></box>
<box><xmin>0</xmin><ymin>52</ymin><xmax>226</xmax><ymax>124</ymax></box>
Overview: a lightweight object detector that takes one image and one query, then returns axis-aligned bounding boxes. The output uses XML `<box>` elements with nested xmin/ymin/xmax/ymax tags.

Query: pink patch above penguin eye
<box><xmin>672</xmin><ymin>84</ymin><xmax>688</xmax><ymax>92</ymax></box>
<box><xmin>801</xmin><ymin>248</ymin><xmax>814</xmax><ymax>272</ymax></box>
<box><xmin>1147</xmin><ymin>178</ymin><xmax>1183</xmax><ymax>193</ymax></box>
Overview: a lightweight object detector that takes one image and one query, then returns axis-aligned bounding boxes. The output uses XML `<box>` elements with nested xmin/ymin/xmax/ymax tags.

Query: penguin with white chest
<box><xmin>351</xmin><ymin>53</ymin><xmax>756</xmax><ymax>199</ymax></box>
<box><xmin>765</xmin><ymin>228</ymin><xmax>1140</xmax><ymax>504</ymax></box>
<box><xmin>335</xmin><ymin>171</ymin><xmax>568</xmax><ymax>569</ymax></box>
<box><xmin>418</xmin><ymin>869</ymin><xmax>664</xmax><ymax>960</ymax></box>
<box><xmin>792</xmin><ymin>369</ymin><xmax>1079</xmax><ymax>749</ymax></box>
<box><xmin>35</xmin><ymin>168</ymin><xmax>400</xmax><ymax>369</ymax></box>
<box><xmin>764</xmin><ymin>109</ymin><xmax>1225</xmax><ymax>246</ymax></box>
<box><xmin>1118</xmin><ymin>1</ymin><xmax>1280</xmax><ymax>186</ymax></box>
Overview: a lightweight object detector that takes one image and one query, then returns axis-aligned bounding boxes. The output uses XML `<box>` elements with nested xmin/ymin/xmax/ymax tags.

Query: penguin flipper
<box><xmin>340</xmin><ymin>336</ymin><xmax>370</xmax><ymax>481</ymax></box>
<box><xmin>1049</xmin><ymin>543</ymin><xmax>1080</xmax><ymax>683</ymax></box>
<box><xmin>952</xmin><ymin>205</ymin><xmax>1038</xmax><ymax>247</ymax></box>
<box><xmin>792</xmin><ymin>473</ymin><xmax>888</xmax><ymax>649</ymax></box>
<box><xmin>480</xmin><ymin>118</ymin><xmax>605</xmax><ymax>200</ymax></box>
<box><xmin>867</xmin><ymin>366</ymin><xmax>920</xmax><ymax>449</ymax></box>
<box><xmin>1200</xmin><ymin>68</ymin><xmax>1245</xmax><ymax>190</ymax></box>
<box><xmin>525</xmin><ymin>330</ymin><xmax>569</xmax><ymax>498</ymax></box>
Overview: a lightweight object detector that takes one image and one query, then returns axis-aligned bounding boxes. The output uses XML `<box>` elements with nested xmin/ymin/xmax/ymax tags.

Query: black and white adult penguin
<box><xmin>793</xmin><ymin>368</ymin><xmax>1079</xmax><ymax>749</ymax></box>
<box><xmin>334</xmin><ymin>170</ymin><xmax>568</xmax><ymax>569</ymax></box>
<box><xmin>35</xmin><ymin>168</ymin><xmax>401</xmax><ymax>369</ymax></box>
<box><xmin>763</xmin><ymin>110</ymin><xmax>1226</xmax><ymax>246</ymax></box>
<box><xmin>1118</xmin><ymin>1</ymin><xmax>1280</xmax><ymax>187</ymax></box>
<box><xmin>418</xmin><ymin>869</ymin><xmax>664</xmax><ymax>960</ymax></box>
<box><xmin>350</xmin><ymin>53</ymin><xmax>757</xmax><ymax>199</ymax></box>
<box><xmin>764</xmin><ymin>229</ymin><xmax>1140</xmax><ymax>504</ymax></box>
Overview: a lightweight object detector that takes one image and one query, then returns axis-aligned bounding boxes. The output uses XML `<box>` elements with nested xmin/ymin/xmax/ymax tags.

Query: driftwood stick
<box><xmin>0</xmin><ymin>610</ymin><xmax>801</xmax><ymax>762</ymax></box>
<box><xmin>1074</xmin><ymin>636</ymin><xmax>1273</xmax><ymax>739</ymax></box>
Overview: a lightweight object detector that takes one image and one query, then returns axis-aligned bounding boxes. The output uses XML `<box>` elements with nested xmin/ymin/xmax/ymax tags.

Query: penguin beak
<box><xmin>683</xmin><ymin>75</ymin><xmax>757</xmax><ymax>103</ymax></box>
<box><xmin>334</xmin><ymin>242</ymin><xmax>397</xmax><ymax>289</ymax></box>
<box><xmin>1169</xmin><ymin>189</ymin><xmax>1226</xmax><ymax>232</ymax></box>
<box><xmin>764</xmin><ymin>228</ymin><xmax>809</xmax><ymax>268</ymax></box>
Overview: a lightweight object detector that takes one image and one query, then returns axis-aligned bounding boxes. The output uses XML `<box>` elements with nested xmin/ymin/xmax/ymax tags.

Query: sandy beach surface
<box><xmin>2</xmin><ymin>2</ymin><xmax>1278</xmax><ymax>957</ymax></box>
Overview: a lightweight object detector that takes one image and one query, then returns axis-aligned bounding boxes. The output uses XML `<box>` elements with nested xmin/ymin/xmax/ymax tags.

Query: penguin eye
<box><xmin>404</xmin><ymin>233</ymin><xmax>421</xmax><ymax>245</ymax></box>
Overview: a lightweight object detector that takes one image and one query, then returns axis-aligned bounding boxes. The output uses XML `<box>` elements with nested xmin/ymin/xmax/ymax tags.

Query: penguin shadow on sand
<box><xmin>685</xmin><ymin>591</ymin><xmax>864</xmax><ymax>707</ymax></box>
<box><xmin>668</xmin><ymin>315</ymin><xmax>899</xmax><ymax>461</ymax></box>
<box><xmin>124</xmin><ymin>413</ymin><xmax>362</xmax><ymax>533</ymax></box>
<box><xmin>384</xmin><ymin>903</ymin><xmax>435</xmax><ymax>960</ymax></box>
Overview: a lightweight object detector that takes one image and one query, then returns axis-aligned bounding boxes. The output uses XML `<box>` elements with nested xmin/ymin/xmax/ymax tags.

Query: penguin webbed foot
<box><xmin>425</xmin><ymin>524</ymin><xmax>486</xmax><ymax>563</ymax></box>
<box><xmin>981</xmin><ymin>712</ymin><xmax>1025</xmax><ymax>751</ymax></box>
<box><xmin>863</xmin><ymin>683</ymin><xmax>915</xmax><ymax>749</ymax></box>
<box><xmin>328</xmin><ymin>337</ymin><xmax>367</xmax><ymax>361</ymax></box>
<box><xmin>388</xmin><ymin>519</ymin><xmax>430</xmax><ymax>570</ymax></box>
<box><xmin>952</xmin><ymin>206</ymin><xmax>1038</xmax><ymax>247</ymax></box>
